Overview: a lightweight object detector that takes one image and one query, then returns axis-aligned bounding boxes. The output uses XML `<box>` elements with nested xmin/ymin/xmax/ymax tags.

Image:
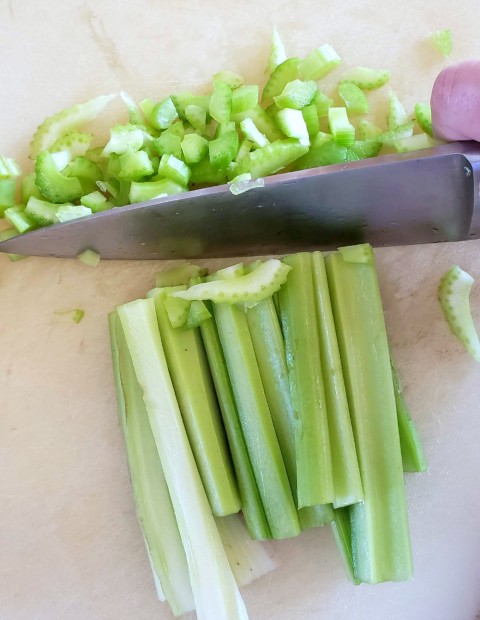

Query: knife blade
<box><xmin>0</xmin><ymin>141</ymin><xmax>479</xmax><ymax>260</ymax></box>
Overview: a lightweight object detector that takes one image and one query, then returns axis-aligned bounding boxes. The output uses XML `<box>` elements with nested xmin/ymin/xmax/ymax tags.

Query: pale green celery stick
<box><xmin>331</xmin><ymin>508</ymin><xmax>361</xmax><ymax>585</ymax></box>
<box><xmin>216</xmin><ymin>514</ymin><xmax>277</xmax><ymax>586</ymax></box>
<box><xmin>278</xmin><ymin>253</ymin><xmax>334</xmax><ymax>508</ymax></box>
<box><xmin>117</xmin><ymin>299</ymin><xmax>248</xmax><ymax>620</ymax></box>
<box><xmin>325</xmin><ymin>244</ymin><xmax>412</xmax><ymax>583</ymax></box>
<box><xmin>152</xmin><ymin>288</ymin><xmax>240</xmax><ymax>517</ymax></box>
<box><xmin>311</xmin><ymin>252</ymin><xmax>363</xmax><ymax>508</ymax></box>
<box><xmin>391</xmin><ymin>360</ymin><xmax>428</xmax><ymax>473</ymax></box>
<box><xmin>246</xmin><ymin>298</ymin><xmax>334</xmax><ymax>529</ymax></box>
<box><xmin>109</xmin><ymin>313</ymin><xmax>194</xmax><ymax>616</ymax></box>
<box><xmin>213</xmin><ymin>300</ymin><xmax>300</xmax><ymax>539</ymax></box>
<box><xmin>199</xmin><ymin>311</ymin><xmax>271</xmax><ymax>540</ymax></box>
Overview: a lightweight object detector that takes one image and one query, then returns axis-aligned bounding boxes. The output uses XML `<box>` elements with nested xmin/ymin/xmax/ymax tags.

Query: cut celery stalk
<box><xmin>209</xmin><ymin>80</ymin><xmax>232</xmax><ymax>125</ymax></box>
<box><xmin>117</xmin><ymin>299</ymin><xmax>248</xmax><ymax>620</ymax></box>
<box><xmin>387</xmin><ymin>93</ymin><xmax>408</xmax><ymax>130</ymax></box>
<box><xmin>328</xmin><ymin>107</ymin><xmax>355</xmax><ymax>146</ymax></box>
<box><xmin>66</xmin><ymin>156</ymin><xmax>103</xmax><ymax>194</ymax></box>
<box><xmin>274</xmin><ymin>79</ymin><xmax>317</xmax><ymax>110</ymax></box>
<box><xmin>393</xmin><ymin>133</ymin><xmax>439</xmax><ymax>153</ymax></box>
<box><xmin>109</xmin><ymin>314</ymin><xmax>194</xmax><ymax>616</ymax></box>
<box><xmin>80</xmin><ymin>191</ymin><xmax>110</xmax><ymax>212</ymax></box>
<box><xmin>377</xmin><ymin>121</ymin><xmax>415</xmax><ymax>145</ymax></box>
<box><xmin>276</xmin><ymin>109</ymin><xmax>310</xmax><ymax>146</ymax></box>
<box><xmin>232</xmin><ymin>85</ymin><xmax>259</xmax><ymax>115</ymax></box>
<box><xmin>414</xmin><ymin>103</ymin><xmax>433</xmax><ymax>136</ymax></box>
<box><xmin>232</xmin><ymin>105</ymin><xmax>284</xmax><ymax>142</ymax></box>
<box><xmin>325</xmin><ymin>245</ymin><xmax>412</xmax><ymax>583</ymax></box>
<box><xmin>102</xmin><ymin>124</ymin><xmax>147</xmax><ymax>156</ymax></box>
<box><xmin>311</xmin><ymin>252</ymin><xmax>363</xmax><ymax>508</ymax></box>
<box><xmin>186</xmin><ymin>300</ymin><xmax>212</xmax><ymax>329</ymax></box>
<box><xmin>239</xmin><ymin>118</ymin><xmax>269</xmax><ymax>148</ymax></box>
<box><xmin>331</xmin><ymin>508</ymin><xmax>361</xmax><ymax>585</ymax></box>
<box><xmin>129</xmin><ymin>179</ymin><xmax>185</xmax><ymax>203</ymax></box>
<box><xmin>181</xmin><ymin>134</ymin><xmax>209</xmax><ymax>164</ymax></box>
<box><xmin>213</xmin><ymin>301</ymin><xmax>300</xmax><ymax>539</ymax></box>
<box><xmin>4</xmin><ymin>206</ymin><xmax>36</xmax><ymax>234</ymax></box>
<box><xmin>338</xmin><ymin>83</ymin><xmax>369</xmax><ymax>114</ymax></box>
<box><xmin>340</xmin><ymin>67</ymin><xmax>390</xmax><ymax>90</ymax></box>
<box><xmin>164</xmin><ymin>294</ymin><xmax>191</xmax><ymax>328</ymax></box>
<box><xmin>209</xmin><ymin>130</ymin><xmax>239</xmax><ymax>169</ymax></box>
<box><xmin>190</xmin><ymin>159</ymin><xmax>228</xmax><ymax>185</ymax></box>
<box><xmin>438</xmin><ymin>265</ymin><xmax>480</xmax><ymax>362</ymax></box>
<box><xmin>156</xmin><ymin>263</ymin><xmax>208</xmax><ymax>287</ymax></box>
<box><xmin>301</xmin><ymin>104</ymin><xmax>320</xmax><ymax>137</ymax></box>
<box><xmin>35</xmin><ymin>151</ymin><xmax>83</xmax><ymax>203</ymax></box>
<box><xmin>228</xmin><ymin>173</ymin><xmax>265</xmax><ymax>195</ymax></box>
<box><xmin>391</xmin><ymin>360</ymin><xmax>428</xmax><ymax>473</ymax></box>
<box><xmin>55</xmin><ymin>204</ymin><xmax>92</xmax><ymax>222</ymax></box>
<box><xmin>0</xmin><ymin>179</ymin><xmax>16</xmax><ymax>214</ymax></box>
<box><xmin>246</xmin><ymin>298</ymin><xmax>333</xmax><ymax>530</ymax></box>
<box><xmin>30</xmin><ymin>93</ymin><xmax>116</xmax><ymax>159</ymax></box>
<box><xmin>155</xmin><ymin>133</ymin><xmax>183</xmax><ymax>160</ymax></box>
<box><xmin>279</xmin><ymin>253</ymin><xmax>334</xmax><ymax>508</ymax></box>
<box><xmin>213</xmin><ymin>70</ymin><xmax>244</xmax><ymax>89</ymax></box>
<box><xmin>313</xmin><ymin>90</ymin><xmax>334</xmax><ymax>117</ymax></box>
<box><xmin>150</xmin><ymin>97</ymin><xmax>179</xmax><ymax>130</ymax></box>
<box><xmin>118</xmin><ymin>150</ymin><xmax>154</xmax><ymax>181</ymax></box>
<box><xmin>216</xmin><ymin>514</ymin><xmax>277</xmax><ymax>587</ymax></box>
<box><xmin>25</xmin><ymin>196</ymin><xmax>60</xmax><ymax>226</ymax></box>
<box><xmin>173</xmin><ymin>259</ymin><xmax>291</xmax><ymax>304</ymax></box>
<box><xmin>153</xmin><ymin>288</ymin><xmax>240</xmax><ymax>516</ymax></box>
<box><xmin>0</xmin><ymin>156</ymin><xmax>21</xmax><ymax>178</ymax></box>
<box><xmin>294</xmin><ymin>139</ymin><xmax>357</xmax><ymax>170</ymax></box>
<box><xmin>171</xmin><ymin>93</ymin><xmax>210</xmax><ymax>120</ymax></box>
<box><xmin>233</xmin><ymin>138</ymin><xmax>308</xmax><ymax>179</ymax></box>
<box><xmin>357</xmin><ymin>119</ymin><xmax>383</xmax><ymax>140</ymax></box>
<box><xmin>298</xmin><ymin>44</ymin><xmax>341</xmax><ymax>80</ymax></box>
<box><xmin>77</xmin><ymin>248</ymin><xmax>100</xmax><ymax>266</ymax></box>
<box><xmin>199</xmin><ymin>311</ymin><xmax>271</xmax><ymax>540</ymax></box>
<box><xmin>158</xmin><ymin>154</ymin><xmax>191</xmax><ymax>186</ymax></box>
<box><xmin>350</xmin><ymin>140</ymin><xmax>382</xmax><ymax>159</ymax></box>
<box><xmin>262</xmin><ymin>57</ymin><xmax>300</xmax><ymax>106</ymax></box>
<box><xmin>268</xmin><ymin>28</ymin><xmax>287</xmax><ymax>74</ymax></box>
<box><xmin>429</xmin><ymin>29</ymin><xmax>452</xmax><ymax>57</ymax></box>
<box><xmin>120</xmin><ymin>91</ymin><xmax>145</xmax><ymax>125</ymax></box>
<box><xmin>185</xmin><ymin>104</ymin><xmax>207</xmax><ymax>132</ymax></box>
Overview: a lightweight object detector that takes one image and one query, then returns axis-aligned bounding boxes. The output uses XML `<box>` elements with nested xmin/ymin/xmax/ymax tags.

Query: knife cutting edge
<box><xmin>0</xmin><ymin>141</ymin><xmax>478</xmax><ymax>260</ymax></box>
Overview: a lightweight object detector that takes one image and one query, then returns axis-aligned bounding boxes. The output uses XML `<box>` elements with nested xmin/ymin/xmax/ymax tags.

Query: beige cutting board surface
<box><xmin>1</xmin><ymin>2</ymin><xmax>480</xmax><ymax>619</ymax></box>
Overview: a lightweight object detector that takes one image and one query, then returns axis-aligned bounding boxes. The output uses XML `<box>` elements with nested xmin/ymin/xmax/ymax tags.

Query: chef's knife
<box><xmin>0</xmin><ymin>141</ymin><xmax>478</xmax><ymax>260</ymax></box>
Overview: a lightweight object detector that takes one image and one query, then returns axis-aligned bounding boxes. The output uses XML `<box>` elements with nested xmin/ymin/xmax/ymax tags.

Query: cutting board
<box><xmin>1</xmin><ymin>2</ymin><xmax>480</xmax><ymax>619</ymax></box>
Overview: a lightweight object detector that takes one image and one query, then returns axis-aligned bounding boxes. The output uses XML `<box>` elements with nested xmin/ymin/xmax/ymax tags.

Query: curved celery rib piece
<box><xmin>350</xmin><ymin>140</ymin><xmax>381</xmax><ymax>159</ymax></box>
<box><xmin>326</xmin><ymin>244</ymin><xmax>412</xmax><ymax>584</ymax></box>
<box><xmin>129</xmin><ymin>179</ymin><xmax>186</xmax><ymax>203</ymax></box>
<box><xmin>393</xmin><ymin>133</ymin><xmax>440</xmax><ymax>153</ymax></box>
<box><xmin>439</xmin><ymin>265</ymin><xmax>480</xmax><ymax>362</ymax></box>
<box><xmin>117</xmin><ymin>299</ymin><xmax>248</xmax><ymax>620</ymax></box>
<box><xmin>274</xmin><ymin>79</ymin><xmax>316</xmax><ymax>110</ymax></box>
<box><xmin>262</xmin><ymin>57</ymin><xmax>300</xmax><ymax>107</ymax></box>
<box><xmin>294</xmin><ymin>139</ymin><xmax>359</xmax><ymax>171</ymax></box>
<box><xmin>173</xmin><ymin>259</ymin><xmax>291</xmax><ymax>304</ymax></box>
<box><xmin>102</xmin><ymin>124</ymin><xmax>147</xmax><ymax>156</ymax></box>
<box><xmin>25</xmin><ymin>196</ymin><xmax>61</xmax><ymax>226</ymax></box>
<box><xmin>328</xmin><ymin>107</ymin><xmax>355</xmax><ymax>146</ymax></box>
<box><xmin>357</xmin><ymin>119</ymin><xmax>382</xmax><ymax>141</ymax></box>
<box><xmin>338</xmin><ymin>83</ymin><xmax>369</xmax><ymax>115</ymax></box>
<box><xmin>414</xmin><ymin>103</ymin><xmax>433</xmax><ymax>136</ymax></box>
<box><xmin>30</xmin><ymin>93</ymin><xmax>116</xmax><ymax>159</ymax></box>
<box><xmin>268</xmin><ymin>27</ymin><xmax>287</xmax><ymax>74</ymax></box>
<box><xmin>276</xmin><ymin>109</ymin><xmax>310</xmax><ymax>146</ymax></box>
<box><xmin>339</xmin><ymin>67</ymin><xmax>390</xmax><ymax>90</ymax></box>
<box><xmin>377</xmin><ymin>121</ymin><xmax>414</xmax><ymax>145</ymax></box>
<box><xmin>387</xmin><ymin>93</ymin><xmax>408</xmax><ymax>130</ymax></box>
<box><xmin>233</xmin><ymin>138</ymin><xmax>308</xmax><ymax>179</ymax></box>
<box><xmin>35</xmin><ymin>151</ymin><xmax>83</xmax><ymax>203</ymax></box>
<box><xmin>298</xmin><ymin>44</ymin><xmax>341</xmax><ymax>80</ymax></box>
<box><xmin>152</xmin><ymin>288</ymin><xmax>241</xmax><ymax>517</ymax></box>
<box><xmin>109</xmin><ymin>313</ymin><xmax>194</xmax><ymax>616</ymax></box>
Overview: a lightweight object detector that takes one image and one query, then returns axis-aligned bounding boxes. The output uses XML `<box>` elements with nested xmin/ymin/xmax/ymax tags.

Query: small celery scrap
<box><xmin>54</xmin><ymin>308</ymin><xmax>85</xmax><ymax>324</ymax></box>
<box><xmin>228</xmin><ymin>173</ymin><xmax>265</xmax><ymax>195</ymax></box>
<box><xmin>429</xmin><ymin>29</ymin><xmax>452</xmax><ymax>57</ymax></box>
<box><xmin>438</xmin><ymin>265</ymin><xmax>480</xmax><ymax>362</ymax></box>
<box><xmin>77</xmin><ymin>248</ymin><xmax>101</xmax><ymax>267</ymax></box>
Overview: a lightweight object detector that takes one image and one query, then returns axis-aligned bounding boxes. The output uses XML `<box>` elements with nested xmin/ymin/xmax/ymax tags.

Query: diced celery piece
<box><xmin>298</xmin><ymin>44</ymin><xmax>341</xmax><ymax>80</ymax></box>
<box><xmin>235</xmin><ymin>139</ymin><xmax>253</xmax><ymax>163</ymax></box>
<box><xmin>35</xmin><ymin>151</ymin><xmax>83</xmax><ymax>203</ymax></box>
<box><xmin>129</xmin><ymin>179</ymin><xmax>186</xmax><ymax>203</ymax></box>
<box><xmin>55</xmin><ymin>204</ymin><xmax>92</xmax><ymax>223</ymax></box>
<box><xmin>338</xmin><ymin>83</ymin><xmax>369</xmax><ymax>114</ymax></box>
<box><xmin>209</xmin><ymin>130</ymin><xmax>239</xmax><ymax>169</ymax></box>
<box><xmin>216</xmin><ymin>122</ymin><xmax>236</xmax><ymax>137</ymax></box>
<box><xmin>262</xmin><ymin>57</ymin><xmax>300</xmax><ymax>107</ymax></box>
<box><xmin>232</xmin><ymin>105</ymin><xmax>284</xmax><ymax>142</ymax></box>
<box><xmin>171</xmin><ymin>93</ymin><xmax>210</xmax><ymax>120</ymax></box>
<box><xmin>233</xmin><ymin>138</ymin><xmax>308</xmax><ymax>179</ymax></box>
<box><xmin>228</xmin><ymin>173</ymin><xmax>265</xmax><ymax>196</ymax></box>
<box><xmin>328</xmin><ymin>107</ymin><xmax>355</xmax><ymax>146</ymax></box>
<box><xmin>429</xmin><ymin>29</ymin><xmax>452</xmax><ymax>57</ymax></box>
<box><xmin>377</xmin><ymin>121</ymin><xmax>415</xmax><ymax>145</ymax></box>
<box><xmin>0</xmin><ymin>179</ymin><xmax>16</xmax><ymax>214</ymax></box>
<box><xmin>158</xmin><ymin>154</ymin><xmax>191</xmax><ymax>186</ymax></box>
<box><xmin>274</xmin><ymin>79</ymin><xmax>316</xmax><ymax>110</ymax></box>
<box><xmin>301</xmin><ymin>104</ymin><xmax>320</xmax><ymax>137</ymax></box>
<box><xmin>25</xmin><ymin>195</ymin><xmax>60</xmax><ymax>226</ymax></box>
<box><xmin>268</xmin><ymin>27</ymin><xmax>287</xmax><ymax>74</ymax></box>
<box><xmin>387</xmin><ymin>93</ymin><xmax>408</xmax><ymax>130</ymax></box>
<box><xmin>185</xmin><ymin>104</ymin><xmax>207</xmax><ymax>132</ymax></box>
<box><xmin>112</xmin><ymin>179</ymin><xmax>131</xmax><ymax>207</ymax></box>
<box><xmin>21</xmin><ymin>173</ymin><xmax>43</xmax><ymax>203</ymax></box>
<box><xmin>150</xmin><ymin>97</ymin><xmax>179</xmax><ymax>130</ymax></box>
<box><xmin>190</xmin><ymin>158</ymin><xmax>228</xmax><ymax>185</ymax></box>
<box><xmin>239</xmin><ymin>118</ymin><xmax>269</xmax><ymax>148</ymax></box>
<box><xmin>139</xmin><ymin>97</ymin><xmax>155</xmax><ymax>120</ymax></box>
<box><xmin>77</xmin><ymin>248</ymin><xmax>101</xmax><ymax>267</ymax></box>
<box><xmin>414</xmin><ymin>103</ymin><xmax>433</xmax><ymax>136</ymax></box>
<box><xmin>154</xmin><ymin>133</ymin><xmax>183</xmax><ymax>159</ymax></box>
<box><xmin>4</xmin><ymin>206</ymin><xmax>36</xmax><ymax>234</ymax></box>
<box><xmin>357</xmin><ymin>119</ymin><xmax>383</xmax><ymax>140</ymax></box>
<box><xmin>439</xmin><ymin>265</ymin><xmax>480</xmax><ymax>362</ymax></box>
<box><xmin>0</xmin><ymin>156</ymin><xmax>21</xmax><ymax>178</ymax></box>
<box><xmin>51</xmin><ymin>131</ymin><xmax>93</xmax><ymax>158</ymax></box>
<box><xmin>209</xmin><ymin>80</ymin><xmax>232</xmax><ymax>125</ymax></box>
<box><xmin>30</xmin><ymin>94</ymin><xmax>116</xmax><ymax>159</ymax></box>
<box><xmin>294</xmin><ymin>138</ymin><xmax>358</xmax><ymax>171</ymax></box>
<box><xmin>164</xmin><ymin>293</ymin><xmax>191</xmax><ymax>328</ymax></box>
<box><xmin>393</xmin><ymin>133</ymin><xmax>439</xmax><ymax>153</ymax></box>
<box><xmin>350</xmin><ymin>140</ymin><xmax>382</xmax><ymax>159</ymax></box>
<box><xmin>276</xmin><ymin>109</ymin><xmax>310</xmax><ymax>146</ymax></box>
<box><xmin>231</xmin><ymin>85</ymin><xmax>259</xmax><ymax>115</ymax></box>
<box><xmin>120</xmin><ymin>91</ymin><xmax>145</xmax><ymax>125</ymax></box>
<box><xmin>186</xmin><ymin>300</ymin><xmax>212</xmax><ymax>329</ymax></box>
<box><xmin>65</xmin><ymin>156</ymin><xmax>103</xmax><ymax>194</ymax></box>
<box><xmin>102</xmin><ymin>124</ymin><xmax>147</xmax><ymax>156</ymax></box>
<box><xmin>118</xmin><ymin>150</ymin><xmax>154</xmax><ymax>181</ymax></box>
<box><xmin>340</xmin><ymin>67</ymin><xmax>390</xmax><ymax>90</ymax></box>
<box><xmin>213</xmin><ymin>70</ymin><xmax>244</xmax><ymax>89</ymax></box>
<box><xmin>313</xmin><ymin>90</ymin><xmax>334</xmax><ymax>117</ymax></box>
<box><xmin>181</xmin><ymin>134</ymin><xmax>209</xmax><ymax>164</ymax></box>
<box><xmin>80</xmin><ymin>190</ymin><xmax>110</xmax><ymax>212</ymax></box>
<box><xmin>163</xmin><ymin>122</ymin><xmax>186</xmax><ymax>139</ymax></box>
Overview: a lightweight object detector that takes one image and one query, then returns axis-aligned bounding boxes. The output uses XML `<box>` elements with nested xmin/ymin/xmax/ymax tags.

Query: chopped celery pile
<box><xmin>110</xmin><ymin>245</ymin><xmax>427</xmax><ymax>617</ymax></box>
<box><xmin>0</xmin><ymin>30</ymin><xmax>448</xmax><ymax>238</ymax></box>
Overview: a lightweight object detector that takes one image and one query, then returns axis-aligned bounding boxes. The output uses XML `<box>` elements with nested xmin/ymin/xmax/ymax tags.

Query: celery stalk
<box><xmin>117</xmin><ymin>299</ymin><xmax>248</xmax><ymax>620</ymax></box>
<box><xmin>278</xmin><ymin>253</ymin><xmax>334</xmax><ymax>508</ymax></box>
<box><xmin>325</xmin><ymin>245</ymin><xmax>412</xmax><ymax>583</ymax></box>
<box><xmin>213</xmin><ymin>301</ymin><xmax>300</xmax><ymax>539</ymax></box>
<box><xmin>311</xmin><ymin>252</ymin><xmax>363</xmax><ymax>508</ymax></box>
<box><xmin>109</xmin><ymin>313</ymin><xmax>194</xmax><ymax>616</ymax></box>
<box><xmin>152</xmin><ymin>288</ymin><xmax>240</xmax><ymax>517</ymax></box>
<box><xmin>331</xmin><ymin>508</ymin><xmax>360</xmax><ymax>585</ymax></box>
<box><xmin>199</xmin><ymin>312</ymin><xmax>271</xmax><ymax>540</ymax></box>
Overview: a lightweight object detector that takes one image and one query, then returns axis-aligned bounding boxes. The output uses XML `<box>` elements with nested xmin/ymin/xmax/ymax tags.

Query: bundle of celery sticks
<box><xmin>109</xmin><ymin>243</ymin><xmax>427</xmax><ymax>620</ymax></box>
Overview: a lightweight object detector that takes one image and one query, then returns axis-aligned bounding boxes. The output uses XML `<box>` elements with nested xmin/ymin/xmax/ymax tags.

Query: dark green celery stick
<box><xmin>331</xmin><ymin>508</ymin><xmax>360</xmax><ymax>585</ymax></box>
<box><xmin>391</xmin><ymin>360</ymin><xmax>428</xmax><ymax>473</ymax></box>
<box><xmin>311</xmin><ymin>252</ymin><xmax>363</xmax><ymax>508</ymax></box>
<box><xmin>109</xmin><ymin>313</ymin><xmax>194</xmax><ymax>615</ymax></box>
<box><xmin>152</xmin><ymin>288</ymin><xmax>240</xmax><ymax>517</ymax></box>
<box><xmin>325</xmin><ymin>244</ymin><xmax>412</xmax><ymax>583</ymax></box>
<box><xmin>278</xmin><ymin>253</ymin><xmax>334</xmax><ymax>508</ymax></box>
<box><xmin>213</xmin><ymin>301</ymin><xmax>300</xmax><ymax>539</ymax></box>
<box><xmin>199</xmin><ymin>311</ymin><xmax>271</xmax><ymax>540</ymax></box>
<box><xmin>246</xmin><ymin>298</ymin><xmax>333</xmax><ymax>529</ymax></box>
